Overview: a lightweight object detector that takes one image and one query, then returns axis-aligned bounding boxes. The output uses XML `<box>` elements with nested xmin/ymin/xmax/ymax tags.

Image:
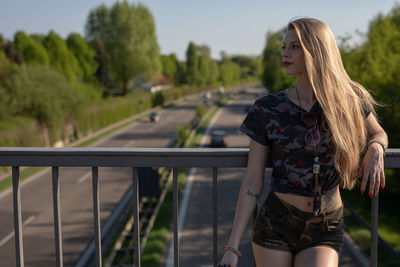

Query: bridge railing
<box><xmin>0</xmin><ymin>147</ymin><xmax>399</xmax><ymax>267</ymax></box>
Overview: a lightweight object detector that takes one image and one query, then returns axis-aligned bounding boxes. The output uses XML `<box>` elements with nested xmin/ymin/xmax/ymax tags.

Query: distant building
<box><xmin>133</xmin><ymin>75</ymin><xmax>171</xmax><ymax>93</ymax></box>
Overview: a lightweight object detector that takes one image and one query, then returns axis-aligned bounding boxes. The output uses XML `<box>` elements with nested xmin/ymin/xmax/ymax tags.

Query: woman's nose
<box><xmin>282</xmin><ymin>48</ymin><xmax>289</xmax><ymax>58</ymax></box>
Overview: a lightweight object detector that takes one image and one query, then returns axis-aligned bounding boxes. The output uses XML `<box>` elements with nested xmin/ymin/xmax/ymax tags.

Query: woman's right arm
<box><xmin>220</xmin><ymin>139</ymin><xmax>269</xmax><ymax>266</ymax></box>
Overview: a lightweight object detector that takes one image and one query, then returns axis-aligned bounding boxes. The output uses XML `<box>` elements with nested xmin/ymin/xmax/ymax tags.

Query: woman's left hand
<box><xmin>355</xmin><ymin>143</ymin><xmax>385</xmax><ymax>197</ymax></box>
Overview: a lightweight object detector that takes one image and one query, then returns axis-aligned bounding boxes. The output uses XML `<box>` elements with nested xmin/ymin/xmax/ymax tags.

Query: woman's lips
<box><xmin>283</xmin><ymin>62</ymin><xmax>293</xmax><ymax>67</ymax></box>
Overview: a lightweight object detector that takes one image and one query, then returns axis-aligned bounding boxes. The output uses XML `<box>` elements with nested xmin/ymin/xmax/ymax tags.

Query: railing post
<box><xmin>92</xmin><ymin>167</ymin><xmax>102</xmax><ymax>267</ymax></box>
<box><xmin>173</xmin><ymin>167</ymin><xmax>179</xmax><ymax>267</ymax></box>
<box><xmin>132</xmin><ymin>167</ymin><xmax>141</xmax><ymax>267</ymax></box>
<box><xmin>12</xmin><ymin>166</ymin><xmax>24</xmax><ymax>267</ymax></box>
<box><xmin>213</xmin><ymin>167</ymin><xmax>218</xmax><ymax>267</ymax></box>
<box><xmin>370</xmin><ymin>195</ymin><xmax>379</xmax><ymax>267</ymax></box>
<box><xmin>52</xmin><ymin>166</ymin><xmax>63</xmax><ymax>267</ymax></box>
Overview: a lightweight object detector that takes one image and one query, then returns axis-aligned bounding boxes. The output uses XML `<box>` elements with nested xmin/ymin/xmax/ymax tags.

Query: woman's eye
<box><xmin>292</xmin><ymin>45</ymin><xmax>299</xmax><ymax>49</ymax></box>
<box><xmin>281</xmin><ymin>46</ymin><xmax>286</xmax><ymax>50</ymax></box>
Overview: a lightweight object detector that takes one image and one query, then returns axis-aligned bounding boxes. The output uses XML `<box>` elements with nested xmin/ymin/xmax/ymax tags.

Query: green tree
<box><xmin>342</xmin><ymin>5</ymin><xmax>400</xmax><ymax>146</ymax></box>
<box><xmin>30</xmin><ymin>34</ymin><xmax>46</xmax><ymax>44</ymax></box>
<box><xmin>219</xmin><ymin>59</ymin><xmax>241</xmax><ymax>85</ymax></box>
<box><xmin>151</xmin><ymin>91</ymin><xmax>165</xmax><ymax>107</ymax></box>
<box><xmin>186</xmin><ymin>42</ymin><xmax>199</xmax><ymax>84</ymax></box>
<box><xmin>85</xmin><ymin>1</ymin><xmax>161</xmax><ymax>94</ymax></box>
<box><xmin>3</xmin><ymin>41</ymin><xmax>23</xmax><ymax>65</ymax></box>
<box><xmin>134</xmin><ymin>4</ymin><xmax>162</xmax><ymax>81</ymax></box>
<box><xmin>166</xmin><ymin>53</ymin><xmax>183</xmax><ymax>85</ymax></box>
<box><xmin>197</xmin><ymin>55</ymin><xmax>210</xmax><ymax>85</ymax></box>
<box><xmin>5</xmin><ymin>65</ymin><xmax>79</xmax><ymax>127</ymax></box>
<box><xmin>160</xmin><ymin>53</ymin><xmax>179</xmax><ymax>85</ymax></box>
<box><xmin>196</xmin><ymin>45</ymin><xmax>212</xmax><ymax>85</ymax></box>
<box><xmin>0</xmin><ymin>50</ymin><xmax>15</xmax><ymax>82</ymax></box>
<box><xmin>0</xmin><ymin>34</ymin><xmax>5</xmax><ymax>49</ymax></box>
<box><xmin>93</xmin><ymin>38</ymin><xmax>113</xmax><ymax>91</ymax></box>
<box><xmin>66</xmin><ymin>33</ymin><xmax>98</xmax><ymax>82</ymax></box>
<box><xmin>0</xmin><ymin>85</ymin><xmax>11</xmax><ymax>120</ymax></box>
<box><xmin>231</xmin><ymin>55</ymin><xmax>262</xmax><ymax>79</ymax></box>
<box><xmin>208</xmin><ymin>60</ymin><xmax>219</xmax><ymax>84</ymax></box>
<box><xmin>161</xmin><ymin>54</ymin><xmax>177</xmax><ymax>78</ymax></box>
<box><xmin>42</xmin><ymin>31</ymin><xmax>80</xmax><ymax>81</ymax></box>
<box><xmin>85</xmin><ymin>4</ymin><xmax>110</xmax><ymax>42</ymax></box>
<box><xmin>14</xmin><ymin>31</ymin><xmax>49</xmax><ymax>65</ymax></box>
<box><xmin>174</xmin><ymin>60</ymin><xmax>187</xmax><ymax>85</ymax></box>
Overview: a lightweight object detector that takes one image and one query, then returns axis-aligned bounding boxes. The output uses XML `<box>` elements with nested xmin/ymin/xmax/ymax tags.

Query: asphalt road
<box><xmin>163</xmin><ymin>87</ymin><xmax>361</xmax><ymax>267</ymax></box>
<box><xmin>0</xmin><ymin>96</ymin><xmax>206</xmax><ymax>267</ymax></box>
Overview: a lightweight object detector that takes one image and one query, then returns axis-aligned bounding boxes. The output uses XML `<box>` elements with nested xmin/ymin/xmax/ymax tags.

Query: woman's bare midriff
<box><xmin>274</xmin><ymin>185</ymin><xmax>342</xmax><ymax>213</ymax></box>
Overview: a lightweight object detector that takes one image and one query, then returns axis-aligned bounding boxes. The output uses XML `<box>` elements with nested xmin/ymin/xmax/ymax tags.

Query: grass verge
<box><xmin>0</xmin><ymin>167</ymin><xmax>44</xmax><ymax>192</ymax></box>
<box><xmin>141</xmin><ymin>168</ymin><xmax>187</xmax><ymax>266</ymax></box>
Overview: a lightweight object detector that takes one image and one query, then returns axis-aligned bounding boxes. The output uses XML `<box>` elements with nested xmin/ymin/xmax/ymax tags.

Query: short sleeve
<box><xmin>362</xmin><ymin>100</ymin><xmax>373</xmax><ymax>119</ymax></box>
<box><xmin>240</xmin><ymin>100</ymin><xmax>271</xmax><ymax>146</ymax></box>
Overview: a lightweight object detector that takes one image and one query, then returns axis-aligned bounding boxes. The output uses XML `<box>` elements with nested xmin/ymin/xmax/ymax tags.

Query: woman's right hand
<box><xmin>218</xmin><ymin>250</ymin><xmax>238</xmax><ymax>267</ymax></box>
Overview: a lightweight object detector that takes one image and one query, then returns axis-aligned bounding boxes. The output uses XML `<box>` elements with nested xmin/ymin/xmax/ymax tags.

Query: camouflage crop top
<box><xmin>240</xmin><ymin>89</ymin><xmax>372</xmax><ymax>197</ymax></box>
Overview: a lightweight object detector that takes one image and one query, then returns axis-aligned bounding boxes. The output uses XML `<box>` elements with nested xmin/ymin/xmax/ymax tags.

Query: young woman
<box><xmin>218</xmin><ymin>18</ymin><xmax>388</xmax><ymax>267</ymax></box>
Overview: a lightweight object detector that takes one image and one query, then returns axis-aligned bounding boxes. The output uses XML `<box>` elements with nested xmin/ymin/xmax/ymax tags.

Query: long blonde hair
<box><xmin>288</xmin><ymin>18</ymin><xmax>377</xmax><ymax>189</ymax></box>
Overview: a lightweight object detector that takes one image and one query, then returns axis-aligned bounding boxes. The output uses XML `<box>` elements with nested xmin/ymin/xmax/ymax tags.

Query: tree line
<box><xmin>0</xmin><ymin>0</ymin><xmax>261</xmax><ymax>147</ymax></box>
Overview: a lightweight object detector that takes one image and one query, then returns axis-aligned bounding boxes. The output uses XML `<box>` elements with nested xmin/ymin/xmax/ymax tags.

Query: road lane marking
<box><xmin>0</xmin><ymin>215</ymin><xmax>36</xmax><ymax>248</ymax></box>
<box><xmin>77</xmin><ymin>172</ymin><xmax>92</xmax><ymax>184</ymax></box>
<box><xmin>165</xmin><ymin>107</ymin><xmax>223</xmax><ymax>267</ymax></box>
<box><xmin>0</xmin><ymin>168</ymin><xmax>50</xmax><ymax>201</ymax></box>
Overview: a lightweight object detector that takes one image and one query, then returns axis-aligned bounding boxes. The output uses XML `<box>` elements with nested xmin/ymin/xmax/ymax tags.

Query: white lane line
<box><xmin>0</xmin><ymin>215</ymin><xmax>36</xmax><ymax>248</ymax></box>
<box><xmin>165</xmin><ymin>108</ymin><xmax>222</xmax><ymax>267</ymax></box>
<box><xmin>77</xmin><ymin>172</ymin><xmax>92</xmax><ymax>184</ymax></box>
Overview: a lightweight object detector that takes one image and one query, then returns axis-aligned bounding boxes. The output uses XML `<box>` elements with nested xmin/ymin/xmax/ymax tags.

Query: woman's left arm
<box><xmin>357</xmin><ymin>113</ymin><xmax>388</xmax><ymax>197</ymax></box>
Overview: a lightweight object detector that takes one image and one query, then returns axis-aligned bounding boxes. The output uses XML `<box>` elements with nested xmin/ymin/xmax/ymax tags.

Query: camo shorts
<box><xmin>252</xmin><ymin>192</ymin><xmax>344</xmax><ymax>254</ymax></box>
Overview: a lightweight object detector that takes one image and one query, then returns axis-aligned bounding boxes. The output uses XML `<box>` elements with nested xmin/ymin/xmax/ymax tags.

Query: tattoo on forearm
<box><xmin>246</xmin><ymin>190</ymin><xmax>260</xmax><ymax>200</ymax></box>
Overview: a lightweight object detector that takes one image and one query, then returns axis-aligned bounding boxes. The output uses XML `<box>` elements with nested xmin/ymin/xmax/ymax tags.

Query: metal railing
<box><xmin>0</xmin><ymin>147</ymin><xmax>399</xmax><ymax>267</ymax></box>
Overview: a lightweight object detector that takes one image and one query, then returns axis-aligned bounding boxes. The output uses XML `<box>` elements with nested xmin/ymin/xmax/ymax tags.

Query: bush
<box><xmin>75</xmin><ymin>89</ymin><xmax>152</xmax><ymax>137</ymax></box>
<box><xmin>151</xmin><ymin>91</ymin><xmax>165</xmax><ymax>107</ymax></box>
<box><xmin>175</xmin><ymin>125</ymin><xmax>190</xmax><ymax>146</ymax></box>
<box><xmin>0</xmin><ymin>116</ymin><xmax>42</xmax><ymax>146</ymax></box>
<box><xmin>5</xmin><ymin>65</ymin><xmax>79</xmax><ymax>127</ymax></box>
<box><xmin>195</xmin><ymin>104</ymin><xmax>206</xmax><ymax>120</ymax></box>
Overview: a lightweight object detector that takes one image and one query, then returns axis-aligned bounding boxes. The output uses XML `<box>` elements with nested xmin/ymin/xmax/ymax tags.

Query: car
<box><xmin>204</xmin><ymin>92</ymin><xmax>212</xmax><ymax>100</ymax></box>
<box><xmin>148</xmin><ymin>112</ymin><xmax>160</xmax><ymax>123</ymax></box>
<box><xmin>210</xmin><ymin>130</ymin><xmax>227</xmax><ymax>147</ymax></box>
<box><xmin>203</xmin><ymin>92</ymin><xmax>212</xmax><ymax>106</ymax></box>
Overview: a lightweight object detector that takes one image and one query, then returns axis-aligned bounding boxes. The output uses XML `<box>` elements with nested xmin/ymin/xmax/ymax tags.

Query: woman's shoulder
<box><xmin>254</xmin><ymin>89</ymin><xmax>286</xmax><ymax>108</ymax></box>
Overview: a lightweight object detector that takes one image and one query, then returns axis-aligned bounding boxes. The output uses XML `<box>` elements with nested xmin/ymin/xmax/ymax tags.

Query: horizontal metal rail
<box><xmin>0</xmin><ymin>147</ymin><xmax>399</xmax><ymax>267</ymax></box>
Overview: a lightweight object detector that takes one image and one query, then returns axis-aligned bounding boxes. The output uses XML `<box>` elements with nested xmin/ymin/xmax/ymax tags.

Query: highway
<box><xmin>0</xmin><ymin>94</ymin><xmax>208</xmax><ymax>267</ymax></box>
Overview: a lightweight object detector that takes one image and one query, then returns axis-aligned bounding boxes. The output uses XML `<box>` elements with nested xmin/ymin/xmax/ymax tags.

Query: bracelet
<box><xmin>224</xmin><ymin>246</ymin><xmax>242</xmax><ymax>257</ymax></box>
<box><xmin>369</xmin><ymin>138</ymin><xmax>387</xmax><ymax>155</ymax></box>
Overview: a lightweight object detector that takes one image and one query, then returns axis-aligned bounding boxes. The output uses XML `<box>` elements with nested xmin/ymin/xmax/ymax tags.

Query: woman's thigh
<box><xmin>252</xmin><ymin>242</ymin><xmax>293</xmax><ymax>267</ymax></box>
<box><xmin>294</xmin><ymin>246</ymin><xmax>339</xmax><ymax>267</ymax></box>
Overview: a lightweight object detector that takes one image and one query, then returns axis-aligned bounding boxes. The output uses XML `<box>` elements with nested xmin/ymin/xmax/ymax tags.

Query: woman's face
<box><xmin>282</xmin><ymin>29</ymin><xmax>304</xmax><ymax>75</ymax></box>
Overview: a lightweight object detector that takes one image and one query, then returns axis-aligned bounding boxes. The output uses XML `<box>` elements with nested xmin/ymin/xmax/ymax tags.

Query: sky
<box><xmin>0</xmin><ymin>0</ymin><xmax>399</xmax><ymax>60</ymax></box>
